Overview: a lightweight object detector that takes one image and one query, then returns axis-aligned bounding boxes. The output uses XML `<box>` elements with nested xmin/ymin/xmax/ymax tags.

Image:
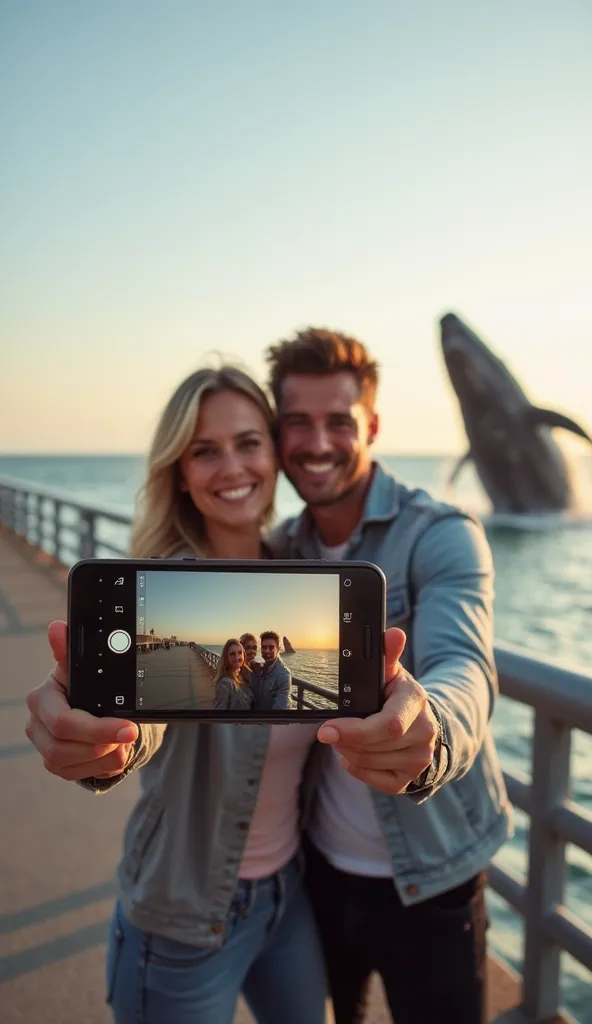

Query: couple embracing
<box><xmin>214</xmin><ymin>631</ymin><xmax>291</xmax><ymax>712</ymax></box>
<box><xmin>25</xmin><ymin>326</ymin><xmax>511</xmax><ymax>1024</ymax></box>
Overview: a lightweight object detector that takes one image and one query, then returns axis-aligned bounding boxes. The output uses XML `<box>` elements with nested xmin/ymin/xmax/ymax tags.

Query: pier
<box><xmin>1</xmin><ymin>473</ymin><xmax>591</xmax><ymax>1023</ymax></box>
<box><xmin>137</xmin><ymin>645</ymin><xmax>217</xmax><ymax>711</ymax></box>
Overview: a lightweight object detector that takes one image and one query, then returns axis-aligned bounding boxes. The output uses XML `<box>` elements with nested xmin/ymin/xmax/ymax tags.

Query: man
<box><xmin>264</xmin><ymin>327</ymin><xmax>512</xmax><ymax>1024</ymax></box>
<box><xmin>254</xmin><ymin>630</ymin><xmax>292</xmax><ymax>710</ymax></box>
<box><xmin>239</xmin><ymin>632</ymin><xmax>263</xmax><ymax>671</ymax></box>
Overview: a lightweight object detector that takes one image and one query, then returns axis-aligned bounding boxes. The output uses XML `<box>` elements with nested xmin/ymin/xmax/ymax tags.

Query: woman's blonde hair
<box><xmin>129</xmin><ymin>366</ymin><xmax>276</xmax><ymax>558</ymax></box>
<box><xmin>212</xmin><ymin>638</ymin><xmax>244</xmax><ymax>690</ymax></box>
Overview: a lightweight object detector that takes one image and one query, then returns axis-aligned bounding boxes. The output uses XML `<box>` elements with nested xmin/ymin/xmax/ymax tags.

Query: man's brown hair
<box><xmin>265</xmin><ymin>327</ymin><xmax>379</xmax><ymax>410</ymax></box>
<box><xmin>260</xmin><ymin>630</ymin><xmax>280</xmax><ymax>646</ymax></box>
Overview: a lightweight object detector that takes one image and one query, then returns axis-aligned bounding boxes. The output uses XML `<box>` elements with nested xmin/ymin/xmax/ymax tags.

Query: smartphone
<box><xmin>67</xmin><ymin>558</ymin><xmax>386</xmax><ymax>723</ymax></box>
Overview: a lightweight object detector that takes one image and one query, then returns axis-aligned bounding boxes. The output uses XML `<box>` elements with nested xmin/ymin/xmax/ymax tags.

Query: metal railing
<box><xmin>488</xmin><ymin>644</ymin><xmax>592</xmax><ymax>1020</ymax></box>
<box><xmin>0</xmin><ymin>474</ymin><xmax>129</xmax><ymax>563</ymax></box>
<box><xmin>1</xmin><ymin>473</ymin><xmax>591</xmax><ymax>1021</ymax></box>
<box><xmin>292</xmin><ymin>675</ymin><xmax>339</xmax><ymax>709</ymax></box>
<box><xmin>195</xmin><ymin>645</ymin><xmax>220</xmax><ymax>673</ymax></box>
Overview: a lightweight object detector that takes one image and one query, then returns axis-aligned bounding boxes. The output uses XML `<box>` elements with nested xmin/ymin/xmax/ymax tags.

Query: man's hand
<box><xmin>25</xmin><ymin>620</ymin><xmax>139</xmax><ymax>781</ymax></box>
<box><xmin>317</xmin><ymin>627</ymin><xmax>439</xmax><ymax>795</ymax></box>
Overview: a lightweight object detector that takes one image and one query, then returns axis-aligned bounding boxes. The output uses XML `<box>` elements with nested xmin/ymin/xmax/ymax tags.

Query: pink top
<box><xmin>239</xmin><ymin>722</ymin><xmax>319</xmax><ymax>879</ymax></box>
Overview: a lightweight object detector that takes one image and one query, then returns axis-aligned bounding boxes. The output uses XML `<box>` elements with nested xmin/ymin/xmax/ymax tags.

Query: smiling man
<box><xmin>255</xmin><ymin>630</ymin><xmax>291</xmax><ymax>710</ymax></box>
<box><xmin>270</xmin><ymin>336</ymin><xmax>378</xmax><ymax>546</ymax></box>
<box><xmin>264</xmin><ymin>327</ymin><xmax>512</xmax><ymax>1024</ymax></box>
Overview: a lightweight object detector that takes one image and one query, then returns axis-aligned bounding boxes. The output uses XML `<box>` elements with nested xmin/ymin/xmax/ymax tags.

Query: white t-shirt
<box><xmin>310</xmin><ymin>538</ymin><xmax>394</xmax><ymax>877</ymax></box>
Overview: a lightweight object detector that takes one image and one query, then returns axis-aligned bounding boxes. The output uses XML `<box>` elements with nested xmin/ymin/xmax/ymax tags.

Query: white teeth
<box><xmin>217</xmin><ymin>485</ymin><xmax>254</xmax><ymax>501</ymax></box>
<box><xmin>303</xmin><ymin>463</ymin><xmax>334</xmax><ymax>474</ymax></box>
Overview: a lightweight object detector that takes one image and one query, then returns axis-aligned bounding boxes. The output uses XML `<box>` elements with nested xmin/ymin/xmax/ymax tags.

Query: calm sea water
<box><xmin>280</xmin><ymin>649</ymin><xmax>338</xmax><ymax>699</ymax></box>
<box><xmin>1</xmin><ymin>453</ymin><xmax>591</xmax><ymax>1018</ymax></box>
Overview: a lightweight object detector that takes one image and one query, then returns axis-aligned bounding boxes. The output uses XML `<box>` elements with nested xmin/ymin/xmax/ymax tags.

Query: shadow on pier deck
<box><xmin>0</xmin><ymin>527</ymin><xmax>574</xmax><ymax>1023</ymax></box>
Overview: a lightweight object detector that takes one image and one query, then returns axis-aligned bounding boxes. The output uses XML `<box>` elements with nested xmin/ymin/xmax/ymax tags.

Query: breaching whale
<box><xmin>439</xmin><ymin>312</ymin><xmax>592</xmax><ymax>514</ymax></box>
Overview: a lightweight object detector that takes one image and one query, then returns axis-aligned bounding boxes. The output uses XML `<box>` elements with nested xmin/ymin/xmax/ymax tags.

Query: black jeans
<box><xmin>304</xmin><ymin>839</ymin><xmax>489</xmax><ymax>1024</ymax></box>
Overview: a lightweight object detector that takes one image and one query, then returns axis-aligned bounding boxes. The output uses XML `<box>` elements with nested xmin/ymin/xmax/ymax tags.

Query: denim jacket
<box><xmin>270</xmin><ymin>462</ymin><xmax>512</xmax><ymax>903</ymax></box>
<box><xmin>214</xmin><ymin>676</ymin><xmax>254</xmax><ymax>711</ymax></box>
<box><xmin>251</xmin><ymin>657</ymin><xmax>292</xmax><ymax>710</ymax></box>
<box><xmin>79</xmin><ymin>462</ymin><xmax>511</xmax><ymax>948</ymax></box>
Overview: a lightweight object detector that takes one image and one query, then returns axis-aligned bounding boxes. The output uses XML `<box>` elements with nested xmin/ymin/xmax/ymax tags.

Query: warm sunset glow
<box><xmin>142</xmin><ymin>571</ymin><xmax>340</xmax><ymax>651</ymax></box>
<box><xmin>1</xmin><ymin>6</ymin><xmax>590</xmax><ymax>458</ymax></box>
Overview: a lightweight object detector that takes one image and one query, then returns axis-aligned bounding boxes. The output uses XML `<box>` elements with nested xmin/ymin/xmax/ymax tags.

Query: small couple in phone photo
<box><xmin>213</xmin><ymin>631</ymin><xmax>291</xmax><ymax>711</ymax></box>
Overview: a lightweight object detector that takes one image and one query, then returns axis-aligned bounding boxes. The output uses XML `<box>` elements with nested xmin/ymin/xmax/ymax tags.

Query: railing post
<box><xmin>38</xmin><ymin>495</ymin><xmax>47</xmax><ymax>551</ymax></box>
<box><xmin>30</xmin><ymin>493</ymin><xmax>40</xmax><ymax>548</ymax></box>
<box><xmin>522</xmin><ymin>711</ymin><xmax>571</xmax><ymax>1019</ymax></box>
<box><xmin>79</xmin><ymin>510</ymin><xmax>97</xmax><ymax>560</ymax></box>
<box><xmin>14</xmin><ymin>490</ymin><xmax>23</xmax><ymax>536</ymax></box>
<box><xmin>23</xmin><ymin>492</ymin><xmax>33</xmax><ymax>544</ymax></box>
<box><xmin>53</xmin><ymin>501</ymin><xmax>63</xmax><ymax>563</ymax></box>
<box><xmin>10</xmin><ymin>489</ymin><xmax>18</xmax><ymax>533</ymax></box>
<box><xmin>15</xmin><ymin>491</ymin><xmax>24</xmax><ymax>537</ymax></box>
<box><xmin>23</xmin><ymin>491</ymin><xmax>30</xmax><ymax>537</ymax></box>
<box><xmin>9</xmin><ymin>487</ymin><xmax>18</xmax><ymax>531</ymax></box>
<box><xmin>16</xmin><ymin>490</ymin><xmax>28</xmax><ymax>536</ymax></box>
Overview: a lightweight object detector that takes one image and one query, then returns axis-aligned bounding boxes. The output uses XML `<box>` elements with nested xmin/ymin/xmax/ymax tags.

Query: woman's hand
<box><xmin>25</xmin><ymin>621</ymin><xmax>139</xmax><ymax>781</ymax></box>
<box><xmin>317</xmin><ymin>627</ymin><xmax>439</xmax><ymax>795</ymax></box>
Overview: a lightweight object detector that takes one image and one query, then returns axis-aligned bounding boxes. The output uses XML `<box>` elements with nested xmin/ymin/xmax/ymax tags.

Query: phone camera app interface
<box><xmin>135</xmin><ymin>571</ymin><xmax>341</xmax><ymax>713</ymax></box>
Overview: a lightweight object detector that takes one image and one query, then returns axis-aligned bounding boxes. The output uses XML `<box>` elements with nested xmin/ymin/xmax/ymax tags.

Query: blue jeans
<box><xmin>105</xmin><ymin>855</ymin><xmax>329</xmax><ymax>1023</ymax></box>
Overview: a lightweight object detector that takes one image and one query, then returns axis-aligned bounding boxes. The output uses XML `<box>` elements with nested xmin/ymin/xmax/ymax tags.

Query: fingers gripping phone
<box><xmin>67</xmin><ymin>558</ymin><xmax>386</xmax><ymax>723</ymax></box>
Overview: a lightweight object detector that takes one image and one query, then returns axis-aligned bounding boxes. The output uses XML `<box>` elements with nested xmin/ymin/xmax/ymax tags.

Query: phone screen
<box><xmin>69</xmin><ymin>560</ymin><xmax>385</xmax><ymax>720</ymax></box>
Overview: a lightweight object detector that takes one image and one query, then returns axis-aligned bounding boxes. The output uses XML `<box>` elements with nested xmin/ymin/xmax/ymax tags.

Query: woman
<box><xmin>213</xmin><ymin>638</ymin><xmax>254</xmax><ymax>711</ymax></box>
<box><xmin>24</xmin><ymin>363</ymin><xmax>412</xmax><ymax>1024</ymax></box>
<box><xmin>25</xmin><ymin>365</ymin><xmax>330</xmax><ymax>1024</ymax></box>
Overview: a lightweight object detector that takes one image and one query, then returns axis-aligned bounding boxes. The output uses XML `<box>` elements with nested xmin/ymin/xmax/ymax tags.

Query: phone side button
<box><xmin>363</xmin><ymin>625</ymin><xmax>372</xmax><ymax>660</ymax></box>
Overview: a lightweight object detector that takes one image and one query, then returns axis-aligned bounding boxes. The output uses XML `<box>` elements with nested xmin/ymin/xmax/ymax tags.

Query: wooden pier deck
<box><xmin>0</xmin><ymin>526</ymin><xmax>559</xmax><ymax>1023</ymax></box>
<box><xmin>137</xmin><ymin>645</ymin><xmax>216</xmax><ymax>710</ymax></box>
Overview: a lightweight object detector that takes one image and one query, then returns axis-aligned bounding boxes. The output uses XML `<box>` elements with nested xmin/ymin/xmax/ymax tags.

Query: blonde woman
<box><xmin>25</xmin><ymin>365</ymin><xmax>330</xmax><ymax>1024</ymax></box>
<box><xmin>24</xmin><ymin>362</ymin><xmax>412</xmax><ymax>1024</ymax></box>
<box><xmin>213</xmin><ymin>638</ymin><xmax>254</xmax><ymax>711</ymax></box>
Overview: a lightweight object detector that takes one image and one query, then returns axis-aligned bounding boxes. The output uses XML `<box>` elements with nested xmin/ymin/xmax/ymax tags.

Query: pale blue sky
<box><xmin>142</xmin><ymin>569</ymin><xmax>340</xmax><ymax>648</ymax></box>
<box><xmin>1</xmin><ymin>1</ymin><xmax>591</xmax><ymax>453</ymax></box>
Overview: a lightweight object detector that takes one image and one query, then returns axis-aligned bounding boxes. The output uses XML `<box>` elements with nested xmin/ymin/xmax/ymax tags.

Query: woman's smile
<box><xmin>214</xmin><ymin>483</ymin><xmax>258</xmax><ymax>504</ymax></box>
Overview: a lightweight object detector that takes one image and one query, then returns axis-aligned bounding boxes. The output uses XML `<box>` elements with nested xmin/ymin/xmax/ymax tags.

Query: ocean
<box><xmin>1</xmin><ymin>453</ymin><xmax>591</xmax><ymax>1019</ymax></box>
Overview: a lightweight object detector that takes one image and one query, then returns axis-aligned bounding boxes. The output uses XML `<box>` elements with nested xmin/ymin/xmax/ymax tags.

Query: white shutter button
<box><xmin>107</xmin><ymin>630</ymin><xmax>131</xmax><ymax>654</ymax></box>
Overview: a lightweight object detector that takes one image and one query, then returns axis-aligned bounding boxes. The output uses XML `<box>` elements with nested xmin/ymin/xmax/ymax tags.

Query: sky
<box><xmin>141</xmin><ymin>569</ymin><xmax>340</xmax><ymax>648</ymax></box>
<box><xmin>1</xmin><ymin>1</ymin><xmax>591</xmax><ymax>455</ymax></box>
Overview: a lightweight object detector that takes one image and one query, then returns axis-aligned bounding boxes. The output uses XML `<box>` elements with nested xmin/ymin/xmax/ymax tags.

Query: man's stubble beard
<box><xmin>303</xmin><ymin>476</ymin><xmax>363</xmax><ymax>508</ymax></box>
<box><xmin>283</xmin><ymin>456</ymin><xmax>369</xmax><ymax>509</ymax></box>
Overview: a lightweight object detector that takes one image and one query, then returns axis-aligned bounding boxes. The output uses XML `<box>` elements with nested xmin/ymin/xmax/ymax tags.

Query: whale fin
<box><xmin>525</xmin><ymin>407</ymin><xmax>592</xmax><ymax>444</ymax></box>
<box><xmin>447</xmin><ymin>450</ymin><xmax>472</xmax><ymax>487</ymax></box>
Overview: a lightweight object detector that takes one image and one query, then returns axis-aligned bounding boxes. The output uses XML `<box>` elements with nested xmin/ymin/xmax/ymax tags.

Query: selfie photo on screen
<box><xmin>135</xmin><ymin>570</ymin><xmax>340</xmax><ymax>712</ymax></box>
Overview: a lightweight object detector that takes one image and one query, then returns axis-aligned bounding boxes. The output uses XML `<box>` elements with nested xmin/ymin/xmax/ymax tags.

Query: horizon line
<box><xmin>202</xmin><ymin>642</ymin><xmax>339</xmax><ymax>651</ymax></box>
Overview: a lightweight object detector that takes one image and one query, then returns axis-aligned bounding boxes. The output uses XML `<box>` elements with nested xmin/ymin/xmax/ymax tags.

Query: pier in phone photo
<box><xmin>136</xmin><ymin>644</ymin><xmax>217</xmax><ymax>710</ymax></box>
<box><xmin>136</xmin><ymin>569</ymin><xmax>341</xmax><ymax>714</ymax></box>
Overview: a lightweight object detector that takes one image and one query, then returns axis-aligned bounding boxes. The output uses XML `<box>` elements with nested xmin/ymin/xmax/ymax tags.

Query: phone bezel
<box><xmin>67</xmin><ymin>557</ymin><xmax>386</xmax><ymax>723</ymax></box>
